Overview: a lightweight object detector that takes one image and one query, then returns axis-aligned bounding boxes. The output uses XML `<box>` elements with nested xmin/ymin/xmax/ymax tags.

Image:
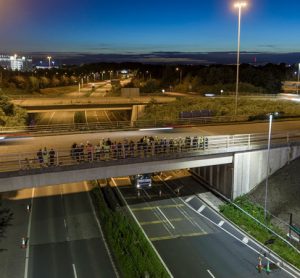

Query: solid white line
<box><xmin>185</xmin><ymin>196</ymin><xmax>194</xmax><ymax>203</ymax></box>
<box><xmin>72</xmin><ymin>263</ymin><xmax>78</xmax><ymax>278</ymax></box>
<box><xmin>157</xmin><ymin>207</ymin><xmax>175</xmax><ymax>229</ymax></box>
<box><xmin>207</xmin><ymin>269</ymin><xmax>215</xmax><ymax>278</ymax></box>
<box><xmin>84</xmin><ymin>182</ymin><xmax>119</xmax><ymax>278</ymax></box>
<box><xmin>198</xmin><ymin>205</ymin><xmax>206</xmax><ymax>213</ymax></box>
<box><xmin>24</xmin><ymin>188</ymin><xmax>35</xmax><ymax>278</ymax></box>
<box><xmin>218</xmin><ymin>220</ymin><xmax>224</xmax><ymax>227</ymax></box>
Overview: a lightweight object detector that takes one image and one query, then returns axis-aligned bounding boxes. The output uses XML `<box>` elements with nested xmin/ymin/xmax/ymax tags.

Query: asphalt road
<box><xmin>1</xmin><ymin>120</ymin><xmax>300</xmax><ymax>155</ymax></box>
<box><xmin>115</xmin><ymin>173</ymin><xmax>298</xmax><ymax>278</ymax></box>
<box><xmin>0</xmin><ymin>183</ymin><xmax>118</xmax><ymax>278</ymax></box>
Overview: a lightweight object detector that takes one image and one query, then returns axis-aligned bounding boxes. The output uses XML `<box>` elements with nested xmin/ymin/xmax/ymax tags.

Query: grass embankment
<box><xmin>40</xmin><ymin>85</ymin><xmax>78</xmax><ymax>95</ymax></box>
<box><xmin>220</xmin><ymin>197</ymin><xmax>300</xmax><ymax>269</ymax></box>
<box><xmin>139</xmin><ymin>97</ymin><xmax>300</xmax><ymax>121</ymax></box>
<box><xmin>90</xmin><ymin>183</ymin><xmax>170</xmax><ymax>278</ymax></box>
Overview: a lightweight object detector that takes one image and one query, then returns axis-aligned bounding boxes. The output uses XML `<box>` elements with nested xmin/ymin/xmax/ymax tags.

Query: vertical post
<box><xmin>289</xmin><ymin>213</ymin><xmax>293</xmax><ymax>240</ymax></box>
<box><xmin>264</xmin><ymin>114</ymin><xmax>273</xmax><ymax>220</ymax></box>
<box><xmin>56</xmin><ymin>151</ymin><xmax>59</xmax><ymax>166</ymax></box>
<box><xmin>297</xmin><ymin>63</ymin><xmax>300</xmax><ymax>95</ymax></box>
<box><xmin>248</xmin><ymin>134</ymin><xmax>251</xmax><ymax>148</ymax></box>
<box><xmin>235</xmin><ymin>5</ymin><xmax>242</xmax><ymax>117</ymax></box>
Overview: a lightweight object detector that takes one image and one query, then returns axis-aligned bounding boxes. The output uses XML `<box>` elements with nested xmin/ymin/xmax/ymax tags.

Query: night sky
<box><xmin>1</xmin><ymin>0</ymin><xmax>300</xmax><ymax>54</ymax></box>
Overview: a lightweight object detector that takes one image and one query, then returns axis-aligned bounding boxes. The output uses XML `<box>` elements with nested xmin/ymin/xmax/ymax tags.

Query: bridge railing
<box><xmin>0</xmin><ymin>116</ymin><xmax>251</xmax><ymax>136</ymax></box>
<box><xmin>0</xmin><ymin>132</ymin><xmax>299</xmax><ymax>175</ymax></box>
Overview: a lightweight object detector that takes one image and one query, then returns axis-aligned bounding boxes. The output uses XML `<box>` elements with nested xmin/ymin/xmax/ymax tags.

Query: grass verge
<box><xmin>90</xmin><ymin>182</ymin><xmax>170</xmax><ymax>278</ymax></box>
<box><xmin>220</xmin><ymin>196</ymin><xmax>300</xmax><ymax>269</ymax></box>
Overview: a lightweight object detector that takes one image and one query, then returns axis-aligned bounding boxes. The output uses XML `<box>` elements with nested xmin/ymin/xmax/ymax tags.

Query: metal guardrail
<box><xmin>0</xmin><ymin>132</ymin><xmax>299</xmax><ymax>175</ymax></box>
<box><xmin>0</xmin><ymin>116</ymin><xmax>250</xmax><ymax>136</ymax></box>
<box><xmin>1</xmin><ymin>117</ymin><xmax>299</xmax><ymax>137</ymax></box>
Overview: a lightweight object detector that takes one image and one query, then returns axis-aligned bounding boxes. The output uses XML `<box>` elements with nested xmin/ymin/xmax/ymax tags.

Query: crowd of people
<box><xmin>33</xmin><ymin>135</ymin><xmax>209</xmax><ymax>167</ymax></box>
<box><xmin>68</xmin><ymin>135</ymin><xmax>209</xmax><ymax>163</ymax></box>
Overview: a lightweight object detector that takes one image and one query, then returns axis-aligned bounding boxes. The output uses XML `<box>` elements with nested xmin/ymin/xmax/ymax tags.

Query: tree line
<box><xmin>0</xmin><ymin>62</ymin><xmax>297</xmax><ymax>94</ymax></box>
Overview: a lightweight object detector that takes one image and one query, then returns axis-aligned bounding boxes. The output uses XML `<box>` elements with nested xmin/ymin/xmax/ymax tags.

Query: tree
<box><xmin>0</xmin><ymin>200</ymin><xmax>13</xmax><ymax>243</ymax></box>
<box><xmin>28</xmin><ymin>76</ymin><xmax>40</xmax><ymax>92</ymax></box>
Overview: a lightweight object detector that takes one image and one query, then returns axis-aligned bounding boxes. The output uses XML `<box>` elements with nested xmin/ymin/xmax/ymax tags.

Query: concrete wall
<box><xmin>191</xmin><ymin>164</ymin><xmax>233</xmax><ymax>198</ymax></box>
<box><xmin>0</xmin><ymin>154</ymin><xmax>233</xmax><ymax>193</ymax></box>
<box><xmin>121</xmin><ymin>88</ymin><xmax>140</xmax><ymax>97</ymax></box>
<box><xmin>233</xmin><ymin>145</ymin><xmax>300</xmax><ymax>199</ymax></box>
<box><xmin>131</xmin><ymin>105</ymin><xmax>146</xmax><ymax>122</ymax></box>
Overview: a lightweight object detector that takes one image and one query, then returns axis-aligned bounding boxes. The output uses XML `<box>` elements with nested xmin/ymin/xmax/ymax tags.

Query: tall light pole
<box><xmin>264</xmin><ymin>113</ymin><xmax>273</xmax><ymax>220</ymax></box>
<box><xmin>176</xmin><ymin>67</ymin><xmax>182</xmax><ymax>84</ymax></box>
<box><xmin>234</xmin><ymin>2</ymin><xmax>247</xmax><ymax>116</ymax></box>
<box><xmin>47</xmin><ymin>56</ymin><xmax>52</xmax><ymax>69</ymax></box>
<box><xmin>297</xmin><ymin>63</ymin><xmax>300</xmax><ymax>95</ymax></box>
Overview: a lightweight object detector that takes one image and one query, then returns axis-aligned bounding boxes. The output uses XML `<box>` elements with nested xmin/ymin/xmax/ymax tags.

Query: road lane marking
<box><xmin>197</xmin><ymin>205</ymin><xmax>206</xmax><ymax>213</ymax></box>
<box><xmin>84</xmin><ymin>182</ymin><xmax>119</xmax><ymax>278</ymax></box>
<box><xmin>64</xmin><ymin>219</ymin><xmax>67</xmax><ymax>228</ymax></box>
<box><xmin>24</xmin><ymin>188</ymin><xmax>35</xmax><ymax>278</ymax></box>
<box><xmin>72</xmin><ymin>264</ymin><xmax>78</xmax><ymax>278</ymax></box>
<box><xmin>207</xmin><ymin>269</ymin><xmax>215</xmax><ymax>278</ymax></box>
<box><xmin>242</xmin><ymin>237</ymin><xmax>249</xmax><ymax>244</ymax></box>
<box><xmin>132</xmin><ymin>204</ymin><xmax>184</xmax><ymax>211</ymax></box>
<box><xmin>185</xmin><ymin>196</ymin><xmax>194</xmax><ymax>203</ymax></box>
<box><xmin>156</xmin><ymin>207</ymin><xmax>175</xmax><ymax>229</ymax></box>
<box><xmin>218</xmin><ymin>220</ymin><xmax>225</xmax><ymax>227</ymax></box>
<box><xmin>140</xmin><ymin>218</ymin><xmax>185</xmax><ymax>226</ymax></box>
<box><xmin>150</xmin><ymin>232</ymin><xmax>206</xmax><ymax>242</ymax></box>
<box><xmin>142</xmin><ymin>189</ymin><xmax>151</xmax><ymax>199</ymax></box>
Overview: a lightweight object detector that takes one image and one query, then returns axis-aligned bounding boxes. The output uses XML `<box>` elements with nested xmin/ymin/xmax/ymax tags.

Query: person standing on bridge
<box><xmin>49</xmin><ymin>148</ymin><xmax>56</xmax><ymax>166</ymax></box>
<box><xmin>37</xmin><ymin>149</ymin><xmax>43</xmax><ymax>167</ymax></box>
<box><xmin>42</xmin><ymin>147</ymin><xmax>49</xmax><ymax>167</ymax></box>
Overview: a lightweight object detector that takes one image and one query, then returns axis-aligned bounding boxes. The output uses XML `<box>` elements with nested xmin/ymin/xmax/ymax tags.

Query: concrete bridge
<box><xmin>0</xmin><ymin>132</ymin><xmax>300</xmax><ymax>199</ymax></box>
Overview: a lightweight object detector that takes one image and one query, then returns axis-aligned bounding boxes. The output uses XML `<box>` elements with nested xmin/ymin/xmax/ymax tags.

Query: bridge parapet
<box><xmin>0</xmin><ymin>132</ymin><xmax>299</xmax><ymax>176</ymax></box>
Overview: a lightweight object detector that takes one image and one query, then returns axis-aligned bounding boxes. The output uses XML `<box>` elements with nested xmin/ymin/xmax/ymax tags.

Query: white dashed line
<box><xmin>218</xmin><ymin>220</ymin><xmax>224</xmax><ymax>227</ymax></box>
<box><xmin>242</xmin><ymin>237</ymin><xmax>249</xmax><ymax>244</ymax></box>
<box><xmin>185</xmin><ymin>196</ymin><xmax>194</xmax><ymax>203</ymax></box>
<box><xmin>197</xmin><ymin>205</ymin><xmax>206</xmax><ymax>213</ymax></box>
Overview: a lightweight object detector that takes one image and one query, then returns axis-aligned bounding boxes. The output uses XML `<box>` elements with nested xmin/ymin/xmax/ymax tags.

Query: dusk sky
<box><xmin>1</xmin><ymin>0</ymin><xmax>300</xmax><ymax>54</ymax></box>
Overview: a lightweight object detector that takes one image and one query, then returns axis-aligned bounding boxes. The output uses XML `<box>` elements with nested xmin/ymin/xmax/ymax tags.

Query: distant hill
<box><xmin>14</xmin><ymin>51</ymin><xmax>300</xmax><ymax>66</ymax></box>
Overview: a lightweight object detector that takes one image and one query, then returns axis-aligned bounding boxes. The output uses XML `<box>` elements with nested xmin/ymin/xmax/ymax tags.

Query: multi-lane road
<box><xmin>115</xmin><ymin>171</ymin><xmax>299</xmax><ymax>278</ymax></box>
<box><xmin>0</xmin><ymin>183</ymin><xmax>118</xmax><ymax>278</ymax></box>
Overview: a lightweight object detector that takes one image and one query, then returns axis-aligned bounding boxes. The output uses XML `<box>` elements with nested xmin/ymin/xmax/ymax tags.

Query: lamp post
<box><xmin>176</xmin><ymin>67</ymin><xmax>182</xmax><ymax>84</ymax></box>
<box><xmin>47</xmin><ymin>56</ymin><xmax>52</xmax><ymax>69</ymax></box>
<box><xmin>264</xmin><ymin>113</ymin><xmax>273</xmax><ymax>220</ymax></box>
<box><xmin>297</xmin><ymin>63</ymin><xmax>300</xmax><ymax>95</ymax></box>
<box><xmin>234</xmin><ymin>2</ymin><xmax>247</xmax><ymax>116</ymax></box>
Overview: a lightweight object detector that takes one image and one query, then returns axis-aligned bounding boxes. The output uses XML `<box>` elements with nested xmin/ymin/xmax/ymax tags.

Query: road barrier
<box><xmin>0</xmin><ymin>131</ymin><xmax>299</xmax><ymax>174</ymax></box>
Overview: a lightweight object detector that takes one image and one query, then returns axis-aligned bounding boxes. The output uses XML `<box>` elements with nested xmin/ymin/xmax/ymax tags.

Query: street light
<box><xmin>176</xmin><ymin>67</ymin><xmax>182</xmax><ymax>84</ymax></box>
<box><xmin>234</xmin><ymin>1</ymin><xmax>247</xmax><ymax>116</ymax></box>
<box><xmin>264</xmin><ymin>113</ymin><xmax>273</xmax><ymax>220</ymax></box>
<box><xmin>297</xmin><ymin>63</ymin><xmax>300</xmax><ymax>95</ymax></box>
<box><xmin>47</xmin><ymin>56</ymin><xmax>52</xmax><ymax>69</ymax></box>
